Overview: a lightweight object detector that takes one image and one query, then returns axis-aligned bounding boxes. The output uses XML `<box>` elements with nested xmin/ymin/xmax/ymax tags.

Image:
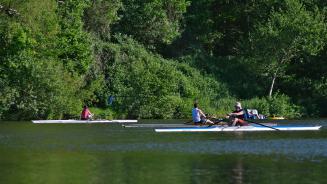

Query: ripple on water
<box><xmin>77</xmin><ymin>138</ymin><xmax>327</xmax><ymax>160</ymax></box>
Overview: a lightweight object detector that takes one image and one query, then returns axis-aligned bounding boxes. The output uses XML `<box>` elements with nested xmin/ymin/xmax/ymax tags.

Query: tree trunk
<box><xmin>268</xmin><ymin>49</ymin><xmax>295</xmax><ymax>98</ymax></box>
<box><xmin>268</xmin><ymin>70</ymin><xmax>278</xmax><ymax>98</ymax></box>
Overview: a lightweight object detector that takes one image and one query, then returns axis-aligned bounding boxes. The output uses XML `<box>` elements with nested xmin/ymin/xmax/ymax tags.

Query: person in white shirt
<box><xmin>192</xmin><ymin>103</ymin><xmax>214</xmax><ymax>125</ymax></box>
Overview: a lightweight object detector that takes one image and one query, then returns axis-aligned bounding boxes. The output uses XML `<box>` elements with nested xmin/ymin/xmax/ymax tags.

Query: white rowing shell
<box><xmin>155</xmin><ymin>125</ymin><xmax>322</xmax><ymax>132</ymax></box>
<box><xmin>123</xmin><ymin>123</ymin><xmax>278</xmax><ymax>128</ymax></box>
<box><xmin>32</xmin><ymin>119</ymin><xmax>138</xmax><ymax>124</ymax></box>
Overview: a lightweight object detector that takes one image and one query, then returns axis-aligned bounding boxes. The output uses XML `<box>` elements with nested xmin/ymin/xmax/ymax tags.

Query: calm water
<box><xmin>0</xmin><ymin>119</ymin><xmax>326</xmax><ymax>184</ymax></box>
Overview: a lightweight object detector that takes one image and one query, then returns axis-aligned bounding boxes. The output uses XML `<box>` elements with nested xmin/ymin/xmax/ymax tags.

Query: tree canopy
<box><xmin>1</xmin><ymin>0</ymin><xmax>327</xmax><ymax>119</ymax></box>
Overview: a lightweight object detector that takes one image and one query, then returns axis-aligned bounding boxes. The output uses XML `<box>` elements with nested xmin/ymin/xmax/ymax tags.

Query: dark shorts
<box><xmin>194</xmin><ymin>119</ymin><xmax>206</xmax><ymax>124</ymax></box>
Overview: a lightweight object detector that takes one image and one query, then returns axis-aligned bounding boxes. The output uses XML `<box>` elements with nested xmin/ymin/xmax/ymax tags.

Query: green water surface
<box><xmin>0</xmin><ymin>120</ymin><xmax>326</xmax><ymax>184</ymax></box>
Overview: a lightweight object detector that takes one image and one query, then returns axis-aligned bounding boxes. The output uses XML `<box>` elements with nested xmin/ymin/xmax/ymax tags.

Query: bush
<box><xmin>93</xmin><ymin>35</ymin><xmax>230</xmax><ymax>119</ymax></box>
<box><xmin>212</xmin><ymin>97</ymin><xmax>237</xmax><ymax>117</ymax></box>
<box><xmin>243</xmin><ymin>94</ymin><xmax>301</xmax><ymax>118</ymax></box>
<box><xmin>89</xmin><ymin>107</ymin><xmax>114</xmax><ymax>120</ymax></box>
<box><xmin>212</xmin><ymin>94</ymin><xmax>301</xmax><ymax>119</ymax></box>
<box><xmin>268</xmin><ymin>93</ymin><xmax>301</xmax><ymax>118</ymax></box>
<box><xmin>243</xmin><ymin>97</ymin><xmax>270</xmax><ymax>116</ymax></box>
<box><xmin>0</xmin><ymin>58</ymin><xmax>83</xmax><ymax>120</ymax></box>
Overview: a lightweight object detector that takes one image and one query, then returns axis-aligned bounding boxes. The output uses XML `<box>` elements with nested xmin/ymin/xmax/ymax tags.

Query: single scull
<box><xmin>123</xmin><ymin>123</ymin><xmax>277</xmax><ymax>128</ymax></box>
<box><xmin>32</xmin><ymin>119</ymin><xmax>138</xmax><ymax>124</ymax></box>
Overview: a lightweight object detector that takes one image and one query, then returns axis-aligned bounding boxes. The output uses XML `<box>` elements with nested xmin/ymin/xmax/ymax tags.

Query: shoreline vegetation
<box><xmin>1</xmin><ymin>0</ymin><xmax>327</xmax><ymax>120</ymax></box>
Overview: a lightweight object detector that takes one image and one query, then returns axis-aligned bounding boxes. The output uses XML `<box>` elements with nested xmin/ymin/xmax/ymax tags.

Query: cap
<box><xmin>235</xmin><ymin>102</ymin><xmax>242</xmax><ymax>108</ymax></box>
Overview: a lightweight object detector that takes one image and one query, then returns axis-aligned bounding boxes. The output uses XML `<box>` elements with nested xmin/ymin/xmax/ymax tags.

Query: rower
<box><xmin>81</xmin><ymin>105</ymin><xmax>93</xmax><ymax>120</ymax></box>
<box><xmin>192</xmin><ymin>103</ymin><xmax>214</xmax><ymax>125</ymax></box>
<box><xmin>226</xmin><ymin>102</ymin><xmax>248</xmax><ymax>126</ymax></box>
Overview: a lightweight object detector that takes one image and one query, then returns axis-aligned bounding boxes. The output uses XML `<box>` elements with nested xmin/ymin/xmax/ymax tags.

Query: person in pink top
<box><xmin>81</xmin><ymin>105</ymin><xmax>93</xmax><ymax>120</ymax></box>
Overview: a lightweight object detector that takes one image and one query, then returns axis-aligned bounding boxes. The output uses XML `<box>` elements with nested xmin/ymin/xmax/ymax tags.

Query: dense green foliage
<box><xmin>247</xmin><ymin>0</ymin><xmax>327</xmax><ymax>97</ymax></box>
<box><xmin>92</xmin><ymin>35</ymin><xmax>230</xmax><ymax>118</ymax></box>
<box><xmin>113</xmin><ymin>0</ymin><xmax>189</xmax><ymax>48</ymax></box>
<box><xmin>0</xmin><ymin>0</ymin><xmax>327</xmax><ymax>120</ymax></box>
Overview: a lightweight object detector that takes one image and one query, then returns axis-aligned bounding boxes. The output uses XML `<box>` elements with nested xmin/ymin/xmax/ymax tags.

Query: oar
<box><xmin>246</xmin><ymin>119</ymin><xmax>280</xmax><ymax>131</ymax></box>
<box><xmin>206</xmin><ymin>117</ymin><xmax>228</xmax><ymax>127</ymax></box>
<box><xmin>185</xmin><ymin>114</ymin><xmax>227</xmax><ymax>126</ymax></box>
<box><xmin>184</xmin><ymin>119</ymin><xmax>193</xmax><ymax>124</ymax></box>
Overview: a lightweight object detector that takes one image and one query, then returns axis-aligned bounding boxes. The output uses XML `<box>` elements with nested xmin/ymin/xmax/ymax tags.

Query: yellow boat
<box><xmin>268</xmin><ymin>116</ymin><xmax>285</xmax><ymax>120</ymax></box>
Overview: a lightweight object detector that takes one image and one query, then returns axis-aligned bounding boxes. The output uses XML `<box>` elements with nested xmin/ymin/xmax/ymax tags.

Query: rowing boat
<box><xmin>123</xmin><ymin>123</ymin><xmax>277</xmax><ymax>128</ymax></box>
<box><xmin>32</xmin><ymin>119</ymin><xmax>138</xmax><ymax>124</ymax></box>
<box><xmin>155</xmin><ymin>125</ymin><xmax>322</xmax><ymax>132</ymax></box>
<box><xmin>123</xmin><ymin>124</ymin><xmax>201</xmax><ymax>128</ymax></box>
<box><xmin>268</xmin><ymin>116</ymin><xmax>285</xmax><ymax>120</ymax></box>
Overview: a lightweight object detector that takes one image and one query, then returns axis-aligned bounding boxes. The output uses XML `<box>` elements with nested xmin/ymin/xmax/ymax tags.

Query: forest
<box><xmin>0</xmin><ymin>0</ymin><xmax>327</xmax><ymax>120</ymax></box>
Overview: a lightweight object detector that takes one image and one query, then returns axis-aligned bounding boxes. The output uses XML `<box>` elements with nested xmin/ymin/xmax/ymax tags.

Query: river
<box><xmin>0</xmin><ymin>119</ymin><xmax>326</xmax><ymax>183</ymax></box>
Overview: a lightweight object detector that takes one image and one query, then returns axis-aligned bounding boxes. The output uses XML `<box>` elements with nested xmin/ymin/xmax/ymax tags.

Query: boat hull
<box><xmin>32</xmin><ymin>120</ymin><xmax>138</xmax><ymax>124</ymax></box>
<box><xmin>155</xmin><ymin>125</ymin><xmax>322</xmax><ymax>132</ymax></box>
<box><xmin>123</xmin><ymin>123</ymin><xmax>277</xmax><ymax>128</ymax></box>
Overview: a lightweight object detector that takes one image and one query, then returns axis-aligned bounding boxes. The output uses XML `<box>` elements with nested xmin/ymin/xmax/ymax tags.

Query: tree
<box><xmin>93</xmin><ymin>35</ymin><xmax>229</xmax><ymax>118</ymax></box>
<box><xmin>0</xmin><ymin>21</ymin><xmax>82</xmax><ymax>120</ymax></box>
<box><xmin>83</xmin><ymin>0</ymin><xmax>123</xmax><ymax>41</ymax></box>
<box><xmin>0</xmin><ymin>0</ymin><xmax>87</xmax><ymax>119</ymax></box>
<box><xmin>56</xmin><ymin>0</ymin><xmax>93</xmax><ymax>75</ymax></box>
<box><xmin>248</xmin><ymin>0</ymin><xmax>327</xmax><ymax>98</ymax></box>
<box><xmin>113</xmin><ymin>0</ymin><xmax>189</xmax><ymax>49</ymax></box>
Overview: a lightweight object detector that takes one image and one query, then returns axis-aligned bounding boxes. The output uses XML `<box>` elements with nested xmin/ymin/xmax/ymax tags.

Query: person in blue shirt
<box><xmin>192</xmin><ymin>103</ymin><xmax>214</xmax><ymax>125</ymax></box>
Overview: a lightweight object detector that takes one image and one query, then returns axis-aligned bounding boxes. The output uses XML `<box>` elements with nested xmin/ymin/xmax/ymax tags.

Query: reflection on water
<box><xmin>2</xmin><ymin>150</ymin><xmax>326</xmax><ymax>184</ymax></box>
<box><xmin>5</xmin><ymin>139</ymin><xmax>324</xmax><ymax>159</ymax></box>
<box><xmin>0</xmin><ymin>120</ymin><xmax>326</xmax><ymax>184</ymax></box>
<box><xmin>233</xmin><ymin>158</ymin><xmax>243</xmax><ymax>184</ymax></box>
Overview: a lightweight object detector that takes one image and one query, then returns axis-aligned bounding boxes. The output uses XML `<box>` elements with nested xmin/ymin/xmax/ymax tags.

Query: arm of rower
<box><xmin>231</xmin><ymin>111</ymin><xmax>244</xmax><ymax>116</ymax></box>
<box><xmin>198</xmin><ymin>109</ymin><xmax>206</xmax><ymax>118</ymax></box>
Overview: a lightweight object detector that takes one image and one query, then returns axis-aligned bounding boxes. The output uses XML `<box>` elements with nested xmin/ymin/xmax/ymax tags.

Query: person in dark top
<box><xmin>226</xmin><ymin>102</ymin><xmax>248</xmax><ymax>126</ymax></box>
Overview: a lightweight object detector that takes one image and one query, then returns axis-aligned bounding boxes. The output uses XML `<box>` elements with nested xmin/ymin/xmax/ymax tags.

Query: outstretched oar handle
<box><xmin>184</xmin><ymin>120</ymin><xmax>193</xmax><ymax>124</ymax></box>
